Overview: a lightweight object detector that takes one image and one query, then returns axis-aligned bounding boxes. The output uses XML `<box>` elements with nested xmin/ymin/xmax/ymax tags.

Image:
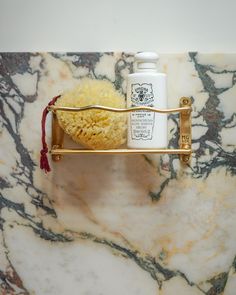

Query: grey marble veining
<box><xmin>0</xmin><ymin>52</ymin><xmax>236</xmax><ymax>295</ymax></box>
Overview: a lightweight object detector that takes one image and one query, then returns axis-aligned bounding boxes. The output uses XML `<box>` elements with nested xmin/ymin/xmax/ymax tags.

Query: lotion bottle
<box><xmin>127</xmin><ymin>52</ymin><xmax>167</xmax><ymax>148</ymax></box>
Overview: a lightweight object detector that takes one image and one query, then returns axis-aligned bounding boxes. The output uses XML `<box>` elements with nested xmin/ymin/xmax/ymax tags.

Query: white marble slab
<box><xmin>0</xmin><ymin>52</ymin><xmax>236</xmax><ymax>295</ymax></box>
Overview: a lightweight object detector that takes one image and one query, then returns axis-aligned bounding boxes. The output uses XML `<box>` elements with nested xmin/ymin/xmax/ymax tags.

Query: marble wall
<box><xmin>0</xmin><ymin>52</ymin><xmax>236</xmax><ymax>295</ymax></box>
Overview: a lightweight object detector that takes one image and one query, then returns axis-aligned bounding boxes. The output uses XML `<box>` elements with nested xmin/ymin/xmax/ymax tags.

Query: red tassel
<box><xmin>40</xmin><ymin>95</ymin><xmax>61</xmax><ymax>173</ymax></box>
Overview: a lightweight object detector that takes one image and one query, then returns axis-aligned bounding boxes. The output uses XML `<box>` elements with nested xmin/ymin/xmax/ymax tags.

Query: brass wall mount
<box><xmin>48</xmin><ymin>97</ymin><xmax>192</xmax><ymax>163</ymax></box>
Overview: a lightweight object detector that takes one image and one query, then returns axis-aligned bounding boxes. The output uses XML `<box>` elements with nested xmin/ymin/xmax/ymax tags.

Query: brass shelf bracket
<box><xmin>179</xmin><ymin>97</ymin><xmax>192</xmax><ymax>163</ymax></box>
<box><xmin>48</xmin><ymin>97</ymin><xmax>192</xmax><ymax>164</ymax></box>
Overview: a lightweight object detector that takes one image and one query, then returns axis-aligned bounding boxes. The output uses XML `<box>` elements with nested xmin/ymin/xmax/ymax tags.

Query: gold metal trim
<box><xmin>48</xmin><ymin>105</ymin><xmax>191</xmax><ymax>114</ymax></box>
<box><xmin>51</xmin><ymin>113</ymin><xmax>64</xmax><ymax>162</ymax></box>
<box><xmin>179</xmin><ymin>97</ymin><xmax>192</xmax><ymax>163</ymax></box>
<box><xmin>50</xmin><ymin>148</ymin><xmax>192</xmax><ymax>155</ymax></box>
<box><xmin>49</xmin><ymin>97</ymin><xmax>192</xmax><ymax>164</ymax></box>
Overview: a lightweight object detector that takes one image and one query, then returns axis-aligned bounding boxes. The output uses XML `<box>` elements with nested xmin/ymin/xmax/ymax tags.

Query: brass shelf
<box><xmin>49</xmin><ymin>97</ymin><xmax>192</xmax><ymax>164</ymax></box>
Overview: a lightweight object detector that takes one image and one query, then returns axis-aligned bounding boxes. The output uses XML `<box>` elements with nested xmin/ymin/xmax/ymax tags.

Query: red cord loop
<box><xmin>40</xmin><ymin>95</ymin><xmax>61</xmax><ymax>173</ymax></box>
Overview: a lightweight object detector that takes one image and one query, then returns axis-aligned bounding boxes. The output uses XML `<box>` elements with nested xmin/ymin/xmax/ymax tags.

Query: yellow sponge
<box><xmin>55</xmin><ymin>78</ymin><xmax>127</xmax><ymax>149</ymax></box>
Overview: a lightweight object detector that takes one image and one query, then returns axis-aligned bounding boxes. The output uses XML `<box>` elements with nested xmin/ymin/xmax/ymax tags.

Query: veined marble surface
<box><xmin>0</xmin><ymin>52</ymin><xmax>236</xmax><ymax>295</ymax></box>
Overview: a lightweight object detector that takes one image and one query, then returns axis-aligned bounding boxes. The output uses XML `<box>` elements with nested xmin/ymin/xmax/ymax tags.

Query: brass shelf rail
<box><xmin>48</xmin><ymin>97</ymin><xmax>192</xmax><ymax>163</ymax></box>
<box><xmin>48</xmin><ymin>105</ymin><xmax>191</xmax><ymax>114</ymax></box>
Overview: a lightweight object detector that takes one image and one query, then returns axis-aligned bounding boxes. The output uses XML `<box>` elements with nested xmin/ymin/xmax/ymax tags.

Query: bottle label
<box><xmin>130</xmin><ymin>83</ymin><xmax>155</xmax><ymax>140</ymax></box>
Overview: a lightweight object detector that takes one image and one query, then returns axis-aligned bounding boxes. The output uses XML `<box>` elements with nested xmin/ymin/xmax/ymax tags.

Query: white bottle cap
<box><xmin>135</xmin><ymin>52</ymin><xmax>159</xmax><ymax>71</ymax></box>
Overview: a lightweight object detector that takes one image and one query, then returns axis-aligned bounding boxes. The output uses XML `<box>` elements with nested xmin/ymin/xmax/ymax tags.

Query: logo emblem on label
<box><xmin>131</xmin><ymin>83</ymin><xmax>154</xmax><ymax>106</ymax></box>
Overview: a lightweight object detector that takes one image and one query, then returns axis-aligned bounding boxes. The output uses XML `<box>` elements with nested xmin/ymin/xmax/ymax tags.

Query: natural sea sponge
<box><xmin>55</xmin><ymin>78</ymin><xmax>127</xmax><ymax>149</ymax></box>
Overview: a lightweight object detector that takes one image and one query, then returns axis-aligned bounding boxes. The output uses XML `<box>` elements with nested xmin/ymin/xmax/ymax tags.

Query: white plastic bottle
<box><xmin>127</xmin><ymin>52</ymin><xmax>167</xmax><ymax>148</ymax></box>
